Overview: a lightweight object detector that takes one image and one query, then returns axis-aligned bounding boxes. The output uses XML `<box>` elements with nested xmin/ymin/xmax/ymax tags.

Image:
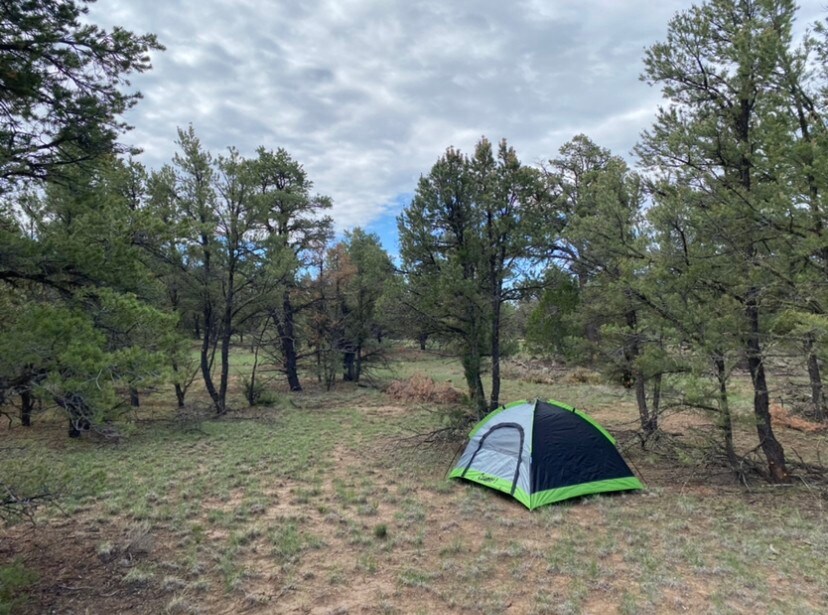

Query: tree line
<box><xmin>399</xmin><ymin>0</ymin><xmax>828</xmax><ymax>483</ymax></box>
<box><xmin>2</xmin><ymin>0</ymin><xmax>827</xmax><ymax>484</ymax></box>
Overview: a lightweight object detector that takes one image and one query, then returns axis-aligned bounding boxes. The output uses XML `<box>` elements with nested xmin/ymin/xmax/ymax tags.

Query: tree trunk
<box><xmin>342</xmin><ymin>351</ymin><xmax>356</xmax><ymax>382</ymax></box>
<box><xmin>277</xmin><ymin>294</ymin><xmax>303</xmax><ymax>392</ymax></box>
<box><xmin>355</xmin><ymin>344</ymin><xmax>363</xmax><ymax>383</ymax></box>
<box><xmin>200</xmin><ymin>304</ymin><xmax>222</xmax><ymax>410</ymax></box>
<box><xmin>129</xmin><ymin>388</ymin><xmax>140</xmax><ymax>408</ymax></box>
<box><xmin>634</xmin><ymin>371</ymin><xmax>653</xmax><ymax>435</ymax></box>
<box><xmin>804</xmin><ymin>332</ymin><xmax>826</xmax><ymax>422</ymax></box>
<box><xmin>650</xmin><ymin>372</ymin><xmax>661</xmax><ymax>433</ymax></box>
<box><xmin>217</xmin><ymin>313</ymin><xmax>232</xmax><ymax>415</ymax></box>
<box><xmin>20</xmin><ymin>388</ymin><xmax>33</xmax><ymax>427</ymax></box>
<box><xmin>194</xmin><ymin>315</ymin><xmax>201</xmax><ymax>339</ymax></box>
<box><xmin>625</xmin><ymin>307</ymin><xmax>654</xmax><ymax>433</ymax></box>
<box><xmin>462</xmin><ymin>349</ymin><xmax>487</xmax><ymax>417</ymax></box>
<box><xmin>171</xmin><ymin>358</ymin><xmax>187</xmax><ymax>408</ymax></box>
<box><xmin>489</xmin><ymin>296</ymin><xmax>502</xmax><ymax>411</ymax></box>
<box><xmin>246</xmin><ymin>316</ymin><xmax>273</xmax><ymax>406</ymax></box>
<box><xmin>714</xmin><ymin>354</ymin><xmax>737</xmax><ymax>468</ymax></box>
<box><xmin>57</xmin><ymin>393</ymin><xmax>90</xmax><ymax>438</ymax></box>
<box><xmin>745</xmin><ymin>291</ymin><xmax>788</xmax><ymax>482</ymax></box>
<box><xmin>215</xmin><ymin>253</ymin><xmax>237</xmax><ymax>415</ymax></box>
<box><xmin>731</xmin><ymin>80</ymin><xmax>788</xmax><ymax>481</ymax></box>
<box><xmin>418</xmin><ymin>332</ymin><xmax>428</xmax><ymax>351</ymax></box>
<box><xmin>579</xmin><ymin>271</ymin><xmax>600</xmax><ymax>359</ymax></box>
<box><xmin>174</xmin><ymin>383</ymin><xmax>186</xmax><ymax>408</ymax></box>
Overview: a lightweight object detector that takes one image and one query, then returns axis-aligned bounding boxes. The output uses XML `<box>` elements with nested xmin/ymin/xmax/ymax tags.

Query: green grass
<box><xmin>2</xmin><ymin>348</ymin><xmax>828</xmax><ymax>614</ymax></box>
<box><xmin>0</xmin><ymin>560</ymin><xmax>37</xmax><ymax>615</ymax></box>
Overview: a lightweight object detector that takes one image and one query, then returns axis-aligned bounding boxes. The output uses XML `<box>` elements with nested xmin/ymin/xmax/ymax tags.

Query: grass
<box><xmin>2</xmin><ymin>348</ymin><xmax>828</xmax><ymax>613</ymax></box>
<box><xmin>0</xmin><ymin>560</ymin><xmax>37</xmax><ymax>615</ymax></box>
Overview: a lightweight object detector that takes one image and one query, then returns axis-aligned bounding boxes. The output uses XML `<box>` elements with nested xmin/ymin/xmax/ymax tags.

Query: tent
<box><xmin>449</xmin><ymin>399</ymin><xmax>643</xmax><ymax>509</ymax></box>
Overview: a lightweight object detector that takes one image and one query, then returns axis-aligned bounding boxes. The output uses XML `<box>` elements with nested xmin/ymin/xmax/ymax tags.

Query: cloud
<box><xmin>90</xmin><ymin>0</ymin><xmax>825</xmax><ymax>231</ymax></box>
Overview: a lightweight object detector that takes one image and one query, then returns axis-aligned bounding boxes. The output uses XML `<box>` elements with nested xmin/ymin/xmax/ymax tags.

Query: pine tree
<box><xmin>637</xmin><ymin>0</ymin><xmax>802</xmax><ymax>480</ymax></box>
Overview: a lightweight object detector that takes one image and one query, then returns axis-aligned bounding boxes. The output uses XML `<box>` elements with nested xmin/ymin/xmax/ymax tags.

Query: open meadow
<box><xmin>2</xmin><ymin>347</ymin><xmax>827</xmax><ymax>615</ymax></box>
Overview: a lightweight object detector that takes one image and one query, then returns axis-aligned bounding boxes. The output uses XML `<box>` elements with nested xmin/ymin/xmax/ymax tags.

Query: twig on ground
<box><xmin>1</xmin><ymin>481</ymin><xmax>54</xmax><ymax>524</ymax></box>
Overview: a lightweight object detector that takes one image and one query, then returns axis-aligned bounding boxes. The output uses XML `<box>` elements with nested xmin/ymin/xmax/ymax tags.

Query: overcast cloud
<box><xmin>90</xmin><ymin>0</ymin><xmax>826</xmax><ymax>232</ymax></box>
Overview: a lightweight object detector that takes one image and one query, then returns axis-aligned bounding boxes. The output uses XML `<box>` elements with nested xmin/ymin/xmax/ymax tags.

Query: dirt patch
<box><xmin>2</xmin><ymin>521</ymin><xmax>169</xmax><ymax>615</ymax></box>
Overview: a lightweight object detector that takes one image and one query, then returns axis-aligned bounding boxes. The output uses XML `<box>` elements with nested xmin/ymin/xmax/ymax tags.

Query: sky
<box><xmin>89</xmin><ymin>0</ymin><xmax>826</xmax><ymax>254</ymax></box>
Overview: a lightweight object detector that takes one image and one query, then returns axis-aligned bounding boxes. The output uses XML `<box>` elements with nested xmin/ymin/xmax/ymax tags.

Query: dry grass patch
<box><xmin>385</xmin><ymin>373</ymin><xmax>465</xmax><ymax>404</ymax></box>
<box><xmin>771</xmin><ymin>404</ymin><xmax>828</xmax><ymax>433</ymax></box>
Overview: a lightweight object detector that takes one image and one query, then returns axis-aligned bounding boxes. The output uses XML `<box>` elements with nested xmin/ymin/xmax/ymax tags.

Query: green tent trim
<box><xmin>528</xmin><ymin>476</ymin><xmax>644</xmax><ymax>509</ymax></box>
<box><xmin>448</xmin><ymin>467</ymin><xmax>531</xmax><ymax>508</ymax></box>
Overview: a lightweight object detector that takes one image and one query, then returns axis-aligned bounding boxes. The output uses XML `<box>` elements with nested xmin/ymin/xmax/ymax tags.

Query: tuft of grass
<box><xmin>188</xmin><ymin>578</ymin><xmax>211</xmax><ymax>593</ymax></box>
<box><xmin>270</xmin><ymin>523</ymin><xmax>304</xmax><ymax>562</ymax></box>
<box><xmin>230</xmin><ymin>525</ymin><xmax>264</xmax><ymax>548</ymax></box>
<box><xmin>96</xmin><ymin>541</ymin><xmax>116</xmax><ymax>561</ymax></box>
<box><xmin>0</xmin><ymin>559</ymin><xmax>37</xmax><ymax>615</ymax></box>
<box><xmin>398</xmin><ymin>567</ymin><xmax>438</xmax><ymax>589</ymax></box>
<box><xmin>123</xmin><ymin>567</ymin><xmax>155</xmax><ymax>586</ymax></box>
<box><xmin>357</xmin><ymin>554</ymin><xmax>378</xmax><ymax>574</ymax></box>
<box><xmin>373</xmin><ymin>523</ymin><xmax>388</xmax><ymax>539</ymax></box>
<box><xmin>164</xmin><ymin>594</ymin><xmax>200</xmax><ymax>614</ymax></box>
<box><xmin>161</xmin><ymin>576</ymin><xmax>187</xmax><ymax>592</ymax></box>
<box><xmin>439</xmin><ymin>537</ymin><xmax>465</xmax><ymax>557</ymax></box>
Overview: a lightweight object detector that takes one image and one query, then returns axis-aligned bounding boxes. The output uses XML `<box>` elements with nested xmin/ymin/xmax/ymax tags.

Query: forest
<box><xmin>2</xmin><ymin>1</ymin><xmax>828</xmax><ymax>613</ymax></box>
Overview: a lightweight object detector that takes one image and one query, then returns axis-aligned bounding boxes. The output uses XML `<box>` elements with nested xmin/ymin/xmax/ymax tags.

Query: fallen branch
<box><xmin>0</xmin><ymin>481</ymin><xmax>55</xmax><ymax>524</ymax></box>
<box><xmin>395</xmin><ymin>425</ymin><xmax>467</xmax><ymax>448</ymax></box>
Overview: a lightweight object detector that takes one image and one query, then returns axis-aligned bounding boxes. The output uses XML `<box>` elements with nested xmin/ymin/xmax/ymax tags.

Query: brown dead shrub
<box><xmin>770</xmin><ymin>404</ymin><xmax>827</xmax><ymax>433</ymax></box>
<box><xmin>386</xmin><ymin>373</ymin><xmax>465</xmax><ymax>404</ymax></box>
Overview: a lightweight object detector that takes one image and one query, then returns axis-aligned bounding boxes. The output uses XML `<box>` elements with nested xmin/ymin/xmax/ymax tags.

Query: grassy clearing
<box><xmin>1</xmin><ymin>349</ymin><xmax>827</xmax><ymax>614</ymax></box>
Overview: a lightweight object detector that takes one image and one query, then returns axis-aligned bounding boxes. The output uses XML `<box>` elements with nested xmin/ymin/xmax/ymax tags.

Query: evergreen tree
<box><xmin>399</xmin><ymin>138</ymin><xmax>551</xmax><ymax>414</ymax></box>
<box><xmin>544</xmin><ymin>136</ymin><xmax>657</xmax><ymax>432</ymax></box>
<box><xmin>0</xmin><ymin>0</ymin><xmax>161</xmax><ymax>191</ymax></box>
<box><xmin>637</xmin><ymin>0</ymin><xmax>801</xmax><ymax>480</ymax></box>
<box><xmin>0</xmin><ymin>156</ymin><xmax>173</xmax><ymax>434</ymax></box>
<box><xmin>253</xmin><ymin>147</ymin><xmax>333</xmax><ymax>392</ymax></box>
<box><xmin>341</xmin><ymin>229</ymin><xmax>394</xmax><ymax>382</ymax></box>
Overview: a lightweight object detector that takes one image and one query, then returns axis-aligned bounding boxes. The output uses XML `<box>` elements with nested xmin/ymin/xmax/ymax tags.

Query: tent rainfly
<box><xmin>449</xmin><ymin>399</ymin><xmax>643</xmax><ymax>509</ymax></box>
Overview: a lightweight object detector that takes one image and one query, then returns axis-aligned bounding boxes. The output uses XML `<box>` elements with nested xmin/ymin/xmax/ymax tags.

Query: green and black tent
<box><xmin>449</xmin><ymin>399</ymin><xmax>643</xmax><ymax>509</ymax></box>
